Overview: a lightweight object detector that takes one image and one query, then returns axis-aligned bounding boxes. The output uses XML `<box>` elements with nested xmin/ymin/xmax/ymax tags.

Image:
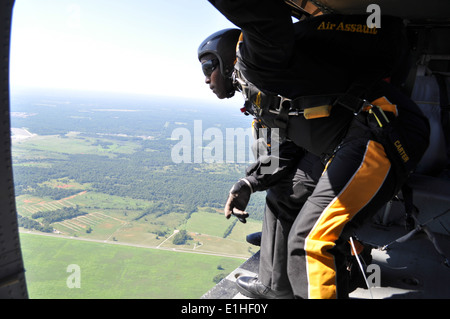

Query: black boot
<box><xmin>236</xmin><ymin>276</ymin><xmax>293</xmax><ymax>299</ymax></box>
<box><xmin>246</xmin><ymin>232</ymin><xmax>262</xmax><ymax>246</ymax></box>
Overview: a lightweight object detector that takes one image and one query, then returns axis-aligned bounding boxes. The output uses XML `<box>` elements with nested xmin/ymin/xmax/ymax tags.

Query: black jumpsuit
<box><xmin>209</xmin><ymin>0</ymin><xmax>430</xmax><ymax>298</ymax></box>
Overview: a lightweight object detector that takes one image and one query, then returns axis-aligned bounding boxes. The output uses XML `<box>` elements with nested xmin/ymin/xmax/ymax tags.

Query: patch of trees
<box><xmin>91</xmin><ymin>140</ymin><xmax>114</xmax><ymax>148</ymax></box>
<box><xmin>28</xmin><ymin>185</ymin><xmax>81</xmax><ymax>201</ymax></box>
<box><xmin>151</xmin><ymin>229</ymin><xmax>169</xmax><ymax>237</ymax></box>
<box><xmin>223</xmin><ymin>219</ymin><xmax>237</xmax><ymax>238</ymax></box>
<box><xmin>134</xmin><ymin>202</ymin><xmax>185</xmax><ymax>221</ymax></box>
<box><xmin>31</xmin><ymin>206</ymin><xmax>87</xmax><ymax>224</ymax></box>
<box><xmin>13</xmin><ymin>165</ymin><xmax>60</xmax><ymax>196</ymax></box>
<box><xmin>18</xmin><ymin>215</ymin><xmax>53</xmax><ymax>233</ymax></box>
<box><xmin>19</xmin><ymin>206</ymin><xmax>87</xmax><ymax>233</ymax></box>
<box><xmin>172</xmin><ymin>230</ymin><xmax>192</xmax><ymax>245</ymax></box>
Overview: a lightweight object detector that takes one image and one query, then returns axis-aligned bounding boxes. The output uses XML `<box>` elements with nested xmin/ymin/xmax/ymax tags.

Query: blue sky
<box><xmin>9</xmin><ymin>0</ymin><xmax>236</xmax><ymax>102</ymax></box>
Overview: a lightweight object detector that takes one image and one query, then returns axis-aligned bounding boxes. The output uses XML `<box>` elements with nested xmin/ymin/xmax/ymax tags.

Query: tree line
<box><xmin>31</xmin><ymin>206</ymin><xmax>87</xmax><ymax>224</ymax></box>
<box><xmin>13</xmin><ymin>138</ymin><xmax>266</xmax><ymax>221</ymax></box>
<box><xmin>18</xmin><ymin>206</ymin><xmax>88</xmax><ymax>233</ymax></box>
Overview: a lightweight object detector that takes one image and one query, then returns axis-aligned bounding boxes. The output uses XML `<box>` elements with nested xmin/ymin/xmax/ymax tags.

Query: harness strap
<box><xmin>273</xmin><ymin>98</ymin><xmax>291</xmax><ymax>133</ymax></box>
<box><xmin>238</xmin><ymin>78</ymin><xmax>415</xmax><ymax>174</ymax></box>
<box><xmin>235</xmin><ymin>70</ymin><xmax>339</xmax><ymax>117</ymax></box>
<box><xmin>334</xmin><ymin>94</ymin><xmax>366</xmax><ymax>114</ymax></box>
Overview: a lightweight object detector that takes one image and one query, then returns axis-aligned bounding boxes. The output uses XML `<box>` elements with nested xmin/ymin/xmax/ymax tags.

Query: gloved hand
<box><xmin>224</xmin><ymin>178</ymin><xmax>252</xmax><ymax>223</ymax></box>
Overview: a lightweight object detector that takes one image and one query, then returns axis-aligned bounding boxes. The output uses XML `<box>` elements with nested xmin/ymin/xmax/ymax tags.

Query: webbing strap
<box><xmin>334</xmin><ymin>94</ymin><xmax>366</xmax><ymax>114</ymax></box>
<box><xmin>273</xmin><ymin>99</ymin><xmax>290</xmax><ymax>133</ymax></box>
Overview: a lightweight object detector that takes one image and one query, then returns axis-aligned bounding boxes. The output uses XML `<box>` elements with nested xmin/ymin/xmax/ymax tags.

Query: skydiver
<box><xmin>198</xmin><ymin>0</ymin><xmax>429</xmax><ymax>299</ymax></box>
<box><xmin>199</xmin><ymin>30</ymin><xmax>324</xmax><ymax>299</ymax></box>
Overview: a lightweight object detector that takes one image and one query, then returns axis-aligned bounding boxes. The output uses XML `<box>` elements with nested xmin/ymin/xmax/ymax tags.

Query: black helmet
<box><xmin>198</xmin><ymin>28</ymin><xmax>241</xmax><ymax>78</ymax></box>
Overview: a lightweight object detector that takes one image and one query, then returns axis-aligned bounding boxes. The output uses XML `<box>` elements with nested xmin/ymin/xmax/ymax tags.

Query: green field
<box><xmin>16</xmin><ymin>190</ymin><xmax>261</xmax><ymax>257</ymax></box>
<box><xmin>18</xmin><ymin>194</ymin><xmax>262</xmax><ymax>298</ymax></box>
<box><xmin>13</xmin><ymin>133</ymin><xmax>141</xmax><ymax>159</ymax></box>
<box><xmin>11</xmin><ymin>98</ymin><xmax>265</xmax><ymax>299</ymax></box>
<box><xmin>20</xmin><ymin>232</ymin><xmax>245</xmax><ymax>299</ymax></box>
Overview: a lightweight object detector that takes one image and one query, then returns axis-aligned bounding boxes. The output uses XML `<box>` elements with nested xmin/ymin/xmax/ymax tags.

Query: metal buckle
<box><xmin>365</xmin><ymin>102</ymin><xmax>390</xmax><ymax>127</ymax></box>
<box><xmin>356</xmin><ymin>99</ymin><xmax>372</xmax><ymax>115</ymax></box>
<box><xmin>268</xmin><ymin>96</ymin><xmax>300</xmax><ymax>116</ymax></box>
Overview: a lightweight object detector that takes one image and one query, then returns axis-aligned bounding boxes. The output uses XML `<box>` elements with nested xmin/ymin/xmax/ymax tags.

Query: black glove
<box><xmin>224</xmin><ymin>178</ymin><xmax>252</xmax><ymax>223</ymax></box>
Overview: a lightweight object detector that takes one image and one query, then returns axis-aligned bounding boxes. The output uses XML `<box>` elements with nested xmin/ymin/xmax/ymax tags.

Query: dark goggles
<box><xmin>201</xmin><ymin>58</ymin><xmax>219</xmax><ymax>76</ymax></box>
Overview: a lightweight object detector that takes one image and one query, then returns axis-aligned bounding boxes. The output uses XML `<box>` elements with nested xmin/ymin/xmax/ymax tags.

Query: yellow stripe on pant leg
<box><xmin>305</xmin><ymin>140</ymin><xmax>391</xmax><ymax>298</ymax></box>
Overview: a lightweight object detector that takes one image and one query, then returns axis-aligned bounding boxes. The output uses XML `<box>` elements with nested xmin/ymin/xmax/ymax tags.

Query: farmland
<box><xmin>10</xmin><ymin>88</ymin><xmax>265</xmax><ymax>298</ymax></box>
<box><xmin>20</xmin><ymin>232</ymin><xmax>245</xmax><ymax>299</ymax></box>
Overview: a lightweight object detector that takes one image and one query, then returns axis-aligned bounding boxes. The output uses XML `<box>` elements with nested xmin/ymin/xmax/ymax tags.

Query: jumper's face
<box><xmin>200</xmin><ymin>55</ymin><xmax>229</xmax><ymax>99</ymax></box>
